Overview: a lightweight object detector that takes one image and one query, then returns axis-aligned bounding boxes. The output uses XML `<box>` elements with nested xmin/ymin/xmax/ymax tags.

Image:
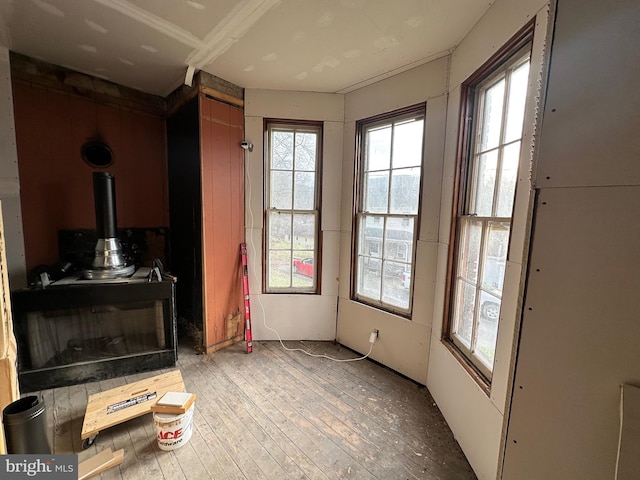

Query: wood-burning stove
<box><xmin>11</xmin><ymin>271</ymin><xmax>177</xmax><ymax>391</ymax></box>
<box><xmin>11</xmin><ymin>172</ymin><xmax>177</xmax><ymax>391</ymax></box>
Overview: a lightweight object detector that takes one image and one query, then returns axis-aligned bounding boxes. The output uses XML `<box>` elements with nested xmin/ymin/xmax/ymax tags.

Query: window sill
<box><xmin>352</xmin><ymin>296</ymin><xmax>412</xmax><ymax>320</ymax></box>
<box><xmin>441</xmin><ymin>338</ymin><xmax>492</xmax><ymax>396</ymax></box>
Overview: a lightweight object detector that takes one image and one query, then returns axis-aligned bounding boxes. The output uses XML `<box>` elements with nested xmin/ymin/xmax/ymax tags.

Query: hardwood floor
<box><xmin>36</xmin><ymin>340</ymin><xmax>477</xmax><ymax>479</ymax></box>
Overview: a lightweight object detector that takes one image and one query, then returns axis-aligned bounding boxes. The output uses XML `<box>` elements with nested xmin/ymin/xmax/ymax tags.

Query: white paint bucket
<box><xmin>153</xmin><ymin>404</ymin><xmax>194</xmax><ymax>451</ymax></box>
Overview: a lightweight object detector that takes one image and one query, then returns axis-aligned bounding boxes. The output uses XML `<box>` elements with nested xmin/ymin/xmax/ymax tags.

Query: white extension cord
<box><xmin>245</xmin><ymin>147</ymin><xmax>375</xmax><ymax>363</ymax></box>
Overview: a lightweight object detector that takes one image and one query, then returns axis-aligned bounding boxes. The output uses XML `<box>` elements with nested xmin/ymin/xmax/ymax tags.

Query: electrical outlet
<box><xmin>369</xmin><ymin>329</ymin><xmax>379</xmax><ymax>344</ymax></box>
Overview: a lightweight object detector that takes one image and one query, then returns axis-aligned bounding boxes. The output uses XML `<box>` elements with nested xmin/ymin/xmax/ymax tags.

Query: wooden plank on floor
<box><xmin>210</xmin><ymin>353</ymin><xmax>332</xmax><ymax>480</ymax></box>
<box><xmin>69</xmin><ymin>383</ymin><xmax>88</xmax><ymax>453</ymax></box>
<box><xmin>308</xmin><ymin>341</ymin><xmax>477</xmax><ymax>477</ymax></box>
<box><xmin>78</xmin><ymin>447</ymin><xmax>124</xmax><ymax>479</ymax></box>
<box><xmin>177</xmin><ymin>362</ymin><xmax>244</xmax><ymax>479</ymax></box>
<box><xmin>262</xmin><ymin>341</ymin><xmax>472</xmax><ymax>479</ymax></box>
<box><xmin>218</xmin><ymin>345</ymin><xmax>377</xmax><ymax>479</ymax></box>
<box><xmin>182</xmin><ymin>356</ymin><xmax>279</xmax><ymax>479</ymax></box>
<box><xmin>78</xmin><ymin>447</ymin><xmax>114</xmax><ymax>479</ymax></box>
<box><xmin>203</xmin><ymin>356</ymin><xmax>317</xmax><ymax>479</ymax></box>
<box><xmin>177</xmin><ymin>361</ymin><xmax>249</xmax><ymax>479</ymax></box>
<box><xmin>250</xmin><ymin>344</ymin><xmax>398</xmax><ymax>479</ymax></box>
<box><xmin>52</xmin><ymin>386</ymin><xmax>74</xmax><ymax>454</ymax></box>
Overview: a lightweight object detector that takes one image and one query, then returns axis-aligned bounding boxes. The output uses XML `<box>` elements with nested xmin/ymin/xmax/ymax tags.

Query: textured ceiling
<box><xmin>0</xmin><ymin>0</ymin><xmax>494</xmax><ymax>97</ymax></box>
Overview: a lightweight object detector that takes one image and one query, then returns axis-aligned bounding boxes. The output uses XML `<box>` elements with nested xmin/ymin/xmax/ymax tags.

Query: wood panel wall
<box><xmin>0</xmin><ymin>203</ymin><xmax>19</xmax><ymax>453</ymax></box>
<box><xmin>11</xmin><ymin>80</ymin><xmax>168</xmax><ymax>273</ymax></box>
<box><xmin>199</xmin><ymin>96</ymin><xmax>245</xmax><ymax>352</ymax></box>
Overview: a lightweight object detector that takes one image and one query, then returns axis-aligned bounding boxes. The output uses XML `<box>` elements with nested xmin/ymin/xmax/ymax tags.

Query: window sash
<box><xmin>451</xmin><ymin>217</ymin><xmax>509</xmax><ymax>379</ymax></box>
<box><xmin>354</xmin><ymin>109</ymin><xmax>424</xmax><ymax>315</ymax></box>
<box><xmin>265</xmin><ymin>122</ymin><xmax>321</xmax><ymax>293</ymax></box>
<box><xmin>354</xmin><ymin>213</ymin><xmax>416</xmax><ymax>312</ymax></box>
<box><xmin>448</xmin><ymin>45</ymin><xmax>531</xmax><ymax>380</ymax></box>
<box><xmin>266</xmin><ymin>209</ymin><xmax>319</xmax><ymax>292</ymax></box>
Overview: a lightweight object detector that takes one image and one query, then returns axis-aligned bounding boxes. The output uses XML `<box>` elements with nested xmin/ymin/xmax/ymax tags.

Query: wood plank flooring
<box><xmin>33</xmin><ymin>341</ymin><xmax>477</xmax><ymax>479</ymax></box>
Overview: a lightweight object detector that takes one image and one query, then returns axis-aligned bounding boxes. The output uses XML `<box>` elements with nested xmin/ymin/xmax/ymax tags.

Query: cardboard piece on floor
<box><xmin>78</xmin><ymin>448</ymin><xmax>124</xmax><ymax>480</ymax></box>
<box><xmin>150</xmin><ymin>391</ymin><xmax>196</xmax><ymax>414</ymax></box>
<box><xmin>616</xmin><ymin>384</ymin><xmax>640</xmax><ymax>479</ymax></box>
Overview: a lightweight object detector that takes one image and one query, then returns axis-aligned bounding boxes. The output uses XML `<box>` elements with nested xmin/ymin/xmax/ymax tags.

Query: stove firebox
<box><xmin>11</xmin><ymin>276</ymin><xmax>177</xmax><ymax>392</ymax></box>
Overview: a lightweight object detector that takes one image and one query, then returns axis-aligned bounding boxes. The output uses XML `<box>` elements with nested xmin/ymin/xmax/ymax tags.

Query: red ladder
<box><xmin>240</xmin><ymin>243</ymin><xmax>253</xmax><ymax>353</ymax></box>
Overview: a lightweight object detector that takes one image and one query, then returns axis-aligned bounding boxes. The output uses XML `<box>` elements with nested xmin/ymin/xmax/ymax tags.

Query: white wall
<box><xmin>245</xmin><ymin>0</ymin><xmax>548</xmax><ymax>478</ymax></box>
<box><xmin>336</xmin><ymin>56</ymin><xmax>449</xmax><ymax>385</ymax></box>
<box><xmin>426</xmin><ymin>0</ymin><xmax>551</xmax><ymax>478</ymax></box>
<box><xmin>502</xmin><ymin>0</ymin><xmax>640</xmax><ymax>478</ymax></box>
<box><xmin>244</xmin><ymin>89</ymin><xmax>344</xmax><ymax>341</ymax></box>
<box><xmin>0</xmin><ymin>47</ymin><xmax>26</xmax><ymax>290</ymax></box>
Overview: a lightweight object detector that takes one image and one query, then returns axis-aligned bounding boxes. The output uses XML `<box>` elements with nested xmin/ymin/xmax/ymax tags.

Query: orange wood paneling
<box><xmin>199</xmin><ymin>95</ymin><xmax>245</xmax><ymax>350</ymax></box>
<box><xmin>12</xmin><ymin>82</ymin><xmax>168</xmax><ymax>271</ymax></box>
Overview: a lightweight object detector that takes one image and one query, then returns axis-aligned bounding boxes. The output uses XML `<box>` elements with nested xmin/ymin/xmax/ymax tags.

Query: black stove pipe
<box><xmin>83</xmin><ymin>172</ymin><xmax>134</xmax><ymax>279</ymax></box>
<box><xmin>93</xmin><ymin>172</ymin><xmax>117</xmax><ymax>239</ymax></box>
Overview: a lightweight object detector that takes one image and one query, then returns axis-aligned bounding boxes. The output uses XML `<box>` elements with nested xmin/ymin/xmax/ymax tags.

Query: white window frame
<box><xmin>265</xmin><ymin>121</ymin><xmax>322</xmax><ymax>293</ymax></box>
<box><xmin>353</xmin><ymin>107</ymin><xmax>425</xmax><ymax>316</ymax></box>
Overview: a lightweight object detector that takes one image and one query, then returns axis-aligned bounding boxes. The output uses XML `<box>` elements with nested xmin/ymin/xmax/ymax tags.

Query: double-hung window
<box><xmin>447</xmin><ymin>39</ymin><xmax>532</xmax><ymax>380</ymax></box>
<box><xmin>353</xmin><ymin>107</ymin><xmax>425</xmax><ymax>315</ymax></box>
<box><xmin>265</xmin><ymin>121</ymin><xmax>321</xmax><ymax>293</ymax></box>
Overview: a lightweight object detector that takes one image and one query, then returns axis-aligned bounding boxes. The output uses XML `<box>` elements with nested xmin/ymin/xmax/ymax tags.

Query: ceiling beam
<box><xmin>185</xmin><ymin>0</ymin><xmax>281</xmax><ymax>69</ymax></box>
<box><xmin>92</xmin><ymin>0</ymin><xmax>203</xmax><ymax>48</ymax></box>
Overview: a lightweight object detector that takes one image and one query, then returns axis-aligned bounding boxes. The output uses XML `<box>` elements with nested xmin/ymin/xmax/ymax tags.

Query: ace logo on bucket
<box><xmin>158</xmin><ymin>427</ymin><xmax>183</xmax><ymax>440</ymax></box>
<box><xmin>2</xmin><ymin>455</ymin><xmax>77</xmax><ymax>479</ymax></box>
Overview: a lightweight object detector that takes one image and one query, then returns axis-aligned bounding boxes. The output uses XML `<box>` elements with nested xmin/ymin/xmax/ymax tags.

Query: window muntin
<box><xmin>354</xmin><ymin>109</ymin><xmax>424</xmax><ymax>315</ymax></box>
<box><xmin>448</xmin><ymin>48</ymin><xmax>531</xmax><ymax>380</ymax></box>
<box><xmin>265</xmin><ymin>122</ymin><xmax>321</xmax><ymax>293</ymax></box>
